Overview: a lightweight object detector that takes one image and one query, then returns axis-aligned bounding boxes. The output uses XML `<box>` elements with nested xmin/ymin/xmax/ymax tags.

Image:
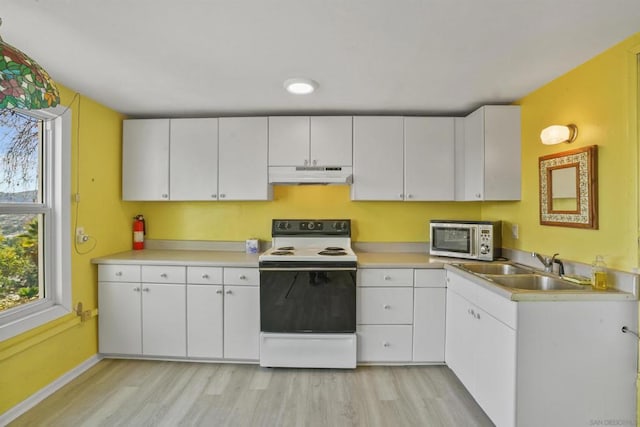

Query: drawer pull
<box><xmin>383</xmin><ymin>275</ymin><xmax>391</xmax><ymax>281</ymax></box>
<box><xmin>133</xmin><ymin>287</ymin><xmax>141</xmax><ymax>292</ymax></box>
<box><xmin>216</xmin><ymin>289</ymin><xmax>223</xmax><ymax>294</ymax></box>
<box><xmin>115</xmin><ymin>271</ymin><xmax>123</xmax><ymax>277</ymax></box>
<box><xmin>160</xmin><ymin>273</ymin><xmax>168</xmax><ymax>278</ymax></box>
<box><xmin>226</xmin><ymin>290</ymin><xmax>233</xmax><ymax>295</ymax></box>
<box><xmin>239</xmin><ymin>275</ymin><xmax>247</xmax><ymax>280</ymax></box>
<box><xmin>383</xmin><ymin>304</ymin><xmax>391</xmax><ymax>310</ymax></box>
<box><xmin>383</xmin><ymin>342</ymin><xmax>390</xmax><ymax>348</ymax></box>
<box><xmin>202</xmin><ymin>274</ymin><xmax>210</xmax><ymax>279</ymax></box>
<box><xmin>142</xmin><ymin>287</ymin><xmax>150</xmax><ymax>292</ymax></box>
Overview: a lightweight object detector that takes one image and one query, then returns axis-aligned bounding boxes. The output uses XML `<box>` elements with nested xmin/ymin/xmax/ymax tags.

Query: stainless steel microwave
<box><xmin>429</xmin><ymin>220</ymin><xmax>502</xmax><ymax>261</ymax></box>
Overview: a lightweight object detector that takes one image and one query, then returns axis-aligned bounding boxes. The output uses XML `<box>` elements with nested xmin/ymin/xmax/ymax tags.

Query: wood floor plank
<box><xmin>8</xmin><ymin>360</ymin><xmax>494</xmax><ymax>427</ymax></box>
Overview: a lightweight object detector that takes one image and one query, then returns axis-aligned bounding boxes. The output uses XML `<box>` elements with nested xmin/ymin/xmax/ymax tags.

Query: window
<box><xmin>0</xmin><ymin>106</ymin><xmax>71</xmax><ymax>341</ymax></box>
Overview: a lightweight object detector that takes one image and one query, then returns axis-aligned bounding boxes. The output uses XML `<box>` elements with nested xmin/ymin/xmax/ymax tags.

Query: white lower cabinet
<box><xmin>223</xmin><ymin>285</ymin><xmax>260</xmax><ymax>360</ymax></box>
<box><xmin>445</xmin><ymin>269</ymin><xmax>637</xmax><ymax>427</ymax></box>
<box><xmin>99</xmin><ymin>264</ymin><xmax>259</xmax><ymax>362</ymax></box>
<box><xmin>357</xmin><ymin>325</ymin><xmax>412</xmax><ymax>362</ymax></box>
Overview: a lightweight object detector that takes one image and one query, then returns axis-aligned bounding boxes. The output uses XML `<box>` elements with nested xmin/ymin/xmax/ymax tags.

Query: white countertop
<box><xmin>91</xmin><ymin>249</ymin><xmax>260</xmax><ymax>267</ymax></box>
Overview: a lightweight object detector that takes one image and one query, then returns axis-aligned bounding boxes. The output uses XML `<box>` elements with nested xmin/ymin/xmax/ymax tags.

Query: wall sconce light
<box><xmin>0</xmin><ymin>17</ymin><xmax>60</xmax><ymax>109</ymax></box>
<box><xmin>540</xmin><ymin>124</ymin><xmax>578</xmax><ymax>145</ymax></box>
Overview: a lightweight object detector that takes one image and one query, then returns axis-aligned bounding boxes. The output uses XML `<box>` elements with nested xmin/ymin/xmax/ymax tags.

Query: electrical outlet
<box><xmin>511</xmin><ymin>224</ymin><xmax>519</xmax><ymax>240</ymax></box>
<box><xmin>76</xmin><ymin>227</ymin><xmax>88</xmax><ymax>244</ymax></box>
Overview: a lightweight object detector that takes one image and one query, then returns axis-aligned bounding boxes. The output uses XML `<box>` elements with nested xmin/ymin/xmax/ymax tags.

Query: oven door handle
<box><xmin>259</xmin><ymin>267</ymin><xmax>357</xmax><ymax>272</ymax></box>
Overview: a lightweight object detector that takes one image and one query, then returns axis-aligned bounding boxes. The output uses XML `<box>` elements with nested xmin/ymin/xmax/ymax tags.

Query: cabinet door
<box><xmin>310</xmin><ymin>116</ymin><xmax>352</xmax><ymax>167</ymax></box>
<box><xmin>141</xmin><ymin>283</ymin><xmax>186</xmax><ymax>357</ymax></box>
<box><xmin>98</xmin><ymin>282</ymin><xmax>142</xmax><ymax>355</ymax></box>
<box><xmin>412</xmin><ymin>287</ymin><xmax>446</xmax><ymax>362</ymax></box>
<box><xmin>268</xmin><ymin>116</ymin><xmax>310</xmax><ymax>166</ymax></box>
<box><xmin>187</xmin><ymin>285</ymin><xmax>223</xmax><ymax>358</ymax></box>
<box><xmin>357</xmin><ymin>325</ymin><xmax>413</xmax><ymax>362</ymax></box>
<box><xmin>352</xmin><ymin>116</ymin><xmax>404</xmax><ymax>201</ymax></box>
<box><xmin>169</xmin><ymin>118</ymin><xmax>218</xmax><ymax>201</ymax></box>
<box><xmin>223</xmin><ymin>285</ymin><xmax>260</xmax><ymax>360</ymax></box>
<box><xmin>475</xmin><ymin>309</ymin><xmax>516</xmax><ymax>427</ymax></box>
<box><xmin>463</xmin><ymin>108</ymin><xmax>485</xmax><ymax>201</ymax></box>
<box><xmin>404</xmin><ymin>117</ymin><xmax>455</xmax><ymax>201</ymax></box>
<box><xmin>219</xmin><ymin>117</ymin><xmax>270</xmax><ymax>200</ymax></box>
<box><xmin>445</xmin><ymin>289</ymin><xmax>476</xmax><ymax>393</ymax></box>
<box><xmin>122</xmin><ymin>119</ymin><xmax>170</xmax><ymax>201</ymax></box>
<box><xmin>483</xmin><ymin>106</ymin><xmax>521</xmax><ymax>201</ymax></box>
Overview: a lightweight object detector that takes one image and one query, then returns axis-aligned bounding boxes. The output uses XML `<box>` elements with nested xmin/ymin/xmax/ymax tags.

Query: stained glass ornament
<box><xmin>0</xmin><ymin>20</ymin><xmax>60</xmax><ymax>109</ymax></box>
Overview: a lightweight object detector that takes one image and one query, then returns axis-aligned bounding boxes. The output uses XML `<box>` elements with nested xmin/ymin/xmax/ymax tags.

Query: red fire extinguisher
<box><xmin>133</xmin><ymin>215</ymin><xmax>145</xmax><ymax>250</ymax></box>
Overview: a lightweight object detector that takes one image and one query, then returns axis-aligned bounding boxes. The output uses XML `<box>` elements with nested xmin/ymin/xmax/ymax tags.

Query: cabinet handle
<box><xmin>115</xmin><ymin>271</ymin><xmax>123</xmax><ymax>277</ymax></box>
<box><xmin>407</xmin><ymin>194</ymin><xmax>413</xmax><ymax>199</ymax></box>
<box><xmin>382</xmin><ymin>342</ymin><xmax>390</xmax><ymax>348</ymax></box>
<box><xmin>202</xmin><ymin>274</ymin><xmax>210</xmax><ymax>279</ymax></box>
<box><xmin>239</xmin><ymin>275</ymin><xmax>247</xmax><ymax>280</ymax></box>
<box><xmin>226</xmin><ymin>290</ymin><xmax>232</xmax><ymax>295</ymax></box>
<box><xmin>211</xmin><ymin>194</ymin><xmax>217</xmax><ymax>199</ymax></box>
<box><xmin>143</xmin><ymin>287</ymin><xmax>150</xmax><ymax>292</ymax></box>
<box><xmin>383</xmin><ymin>304</ymin><xmax>391</xmax><ymax>310</ymax></box>
<box><xmin>312</xmin><ymin>159</ymin><xmax>317</xmax><ymax>166</ymax></box>
<box><xmin>476</xmin><ymin>312</ymin><xmax>481</xmax><ymax>320</ymax></box>
<box><xmin>216</xmin><ymin>289</ymin><xmax>223</xmax><ymax>294</ymax></box>
<box><xmin>399</xmin><ymin>194</ymin><xmax>404</xmax><ymax>199</ymax></box>
<box><xmin>133</xmin><ymin>287</ymin><xmax>141</xmax><ymax>292</ymax></box>
<box><xmin>383</xmin><ymin>275</ymin><xmax>391</xmax><ymax>281</ymax></box>
<box><xmin>304</xmin><ymin>159</ymin><xmax>309</xmax><ymax>166</ymax></box>
<box><xmin>160</xmin><ymin>273</ymin><xmax>168</xmax><ymax>278</ymax></box>
<box><xmin>220</xmin><ymin>194</ymin><xmax>226</xmax><ymax>199</ymax></box>
<box><xmin>162</xmin><ymin>193</ymin><xmax>168</xmax><ymax>199</ymax></box>
<box><xmin>475</xmin><ymin>193</ymin><xmax>481</xmax><ymax>199</ymax></box>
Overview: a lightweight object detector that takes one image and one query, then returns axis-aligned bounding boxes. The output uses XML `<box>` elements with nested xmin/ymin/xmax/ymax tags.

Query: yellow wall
<box><xmin>137</xmin><ymin>186</ymin><xmax>481</xmax><ymax>243</ymax></box>
<box><xmin>482</xmin><ymin>33</ymin><xmax>640</xmax><ymax>272</ymax></box>
<box><xmin>0</xmin><ymin>86</ymin><xmax>136</xmax><ymax>414</ymax></box>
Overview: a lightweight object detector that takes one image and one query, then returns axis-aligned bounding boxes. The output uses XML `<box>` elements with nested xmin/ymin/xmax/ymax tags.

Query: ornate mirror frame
<box><xmin>539</xmin><ymin>145</ymin><xmax>598</xmax><ymax>229</ymax></box>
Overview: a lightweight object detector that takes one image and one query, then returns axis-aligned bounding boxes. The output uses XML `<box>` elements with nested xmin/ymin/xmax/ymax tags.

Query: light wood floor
<box><xmin>10</xmin><ymin>359</ymin><xmax>494</xmax><ymax>427</ymax></box>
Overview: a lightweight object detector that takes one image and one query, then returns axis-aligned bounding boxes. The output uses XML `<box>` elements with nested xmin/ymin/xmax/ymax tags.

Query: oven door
<box><xmin>259</xmin><ymin>261</ymin><xmax>356</xmax><ymax>333</ymax></box>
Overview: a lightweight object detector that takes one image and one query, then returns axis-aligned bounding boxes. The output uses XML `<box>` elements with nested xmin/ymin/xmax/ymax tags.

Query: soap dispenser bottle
<box><xmin>591</xmin><ymin>255</ymin><xmax>608</xmax><ymax>290</ymax></box>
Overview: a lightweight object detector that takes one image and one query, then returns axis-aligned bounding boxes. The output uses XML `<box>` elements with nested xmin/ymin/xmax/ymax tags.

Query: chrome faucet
<box><xmin>532</xmin><ymin>252</ymin><xmax>559</xmax><ymax>273</ymax></box>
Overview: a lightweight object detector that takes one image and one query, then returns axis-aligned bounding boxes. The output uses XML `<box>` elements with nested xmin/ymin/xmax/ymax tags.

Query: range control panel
<box><xmin>272</xmin><ymin>219</ymin><xmax>351</xmax><ymax>236</ymax></box>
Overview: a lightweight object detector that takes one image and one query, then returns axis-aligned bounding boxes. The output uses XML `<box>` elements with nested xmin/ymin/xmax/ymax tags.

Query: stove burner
<box><xmin>277</xmin><ymin>246</ymin><xmax>295</xmax><ymax>251</ymax></box>
<box><xmin>272</xmin><ymin>250</ymin><xmax>294</xmax><ymax>256</ymax></box>
<box><xmin>318</xmin><ymin>250</ymin><xmax>347</xmax><ymax>256</ymax></box>
<box><xmin>324</xmin><ymin>247</ymin><xmax>345</xmax><ymax>251</ymax></box>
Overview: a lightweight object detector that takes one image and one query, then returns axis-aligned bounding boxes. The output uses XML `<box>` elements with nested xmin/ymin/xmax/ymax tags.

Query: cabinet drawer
<box><xmin>141</xmin><ymin>265</ymin><xmax>186</xmax><ymax>284</ymax></box>
<box><xmin>357</xmin><ymin>325</ymin><xmax>413</xmax><ymax>362</ymax></box>
<box><xmin>187</xmin><ymin>266</ymin><xmax>223</xmax><ymax>284</ymax></box>
<box><xmin>224</xmin><ymin>267</ymin><xmax>259</xmax><ymax>286</ymax></box>
<box><xmin>357</xmin><ymin>287</ymin><xmax>413</xmax><ymax>324</ymax></box>
<box><xmin>357</xmin><ymin>268</ymin><xmax>413</xmax><ymax>287</ymax></box>
<box><xmin>414</xmin><ymin>269</ymin><xmax>446</xmax><ymax>288</ymax></box>
<box><xmin>98</xmin><ymin>264</ymin><xmax>140</xmax><ymax>282</ymax></box>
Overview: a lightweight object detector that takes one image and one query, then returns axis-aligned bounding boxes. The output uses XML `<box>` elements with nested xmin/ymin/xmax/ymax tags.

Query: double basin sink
<box><xmin>455</xmin><ymin>262</ymin><xmax>589</xmax><ymax>292</ymax></box>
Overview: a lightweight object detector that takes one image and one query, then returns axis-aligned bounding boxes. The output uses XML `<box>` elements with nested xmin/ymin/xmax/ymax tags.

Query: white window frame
<box><xmin>0</xmin><ymin>106</ymin><xmax>71</xmax><ymax>341</ymax></box>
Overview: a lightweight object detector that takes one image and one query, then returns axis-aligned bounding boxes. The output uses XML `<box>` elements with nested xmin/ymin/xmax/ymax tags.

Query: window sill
<box><xmin>0</xmin><ymin>305</ymin><xmax>71</xmax><ymax>343</ymax></box>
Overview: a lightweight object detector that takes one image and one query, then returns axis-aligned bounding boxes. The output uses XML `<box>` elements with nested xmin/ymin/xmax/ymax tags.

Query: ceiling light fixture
<box><xmin>284</xmin><ymin>78</ymin><xmax>318</xmax><ymax>95</ymax></box>
<box><xmin>0</xmin><ymin>18</ymin><xmax>60</xmax><ymax>109</ymax></box>
<box><xmin>540</xmin><ymin>124</ymin><xmax>578</xmax><ymax>145</ymax></box>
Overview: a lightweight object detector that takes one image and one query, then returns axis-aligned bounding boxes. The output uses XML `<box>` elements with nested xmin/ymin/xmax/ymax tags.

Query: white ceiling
<box><xmin>3</xmin><ymin>1</ymin><xmax>640</xmax><ymax>117</ymax></box>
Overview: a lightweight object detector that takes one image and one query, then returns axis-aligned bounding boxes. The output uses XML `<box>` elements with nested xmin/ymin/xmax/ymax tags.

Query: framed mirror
<box><xmin>539</xmin><ymin>145</ymin><xmax>598</xmax><ymax>228</ymax></box>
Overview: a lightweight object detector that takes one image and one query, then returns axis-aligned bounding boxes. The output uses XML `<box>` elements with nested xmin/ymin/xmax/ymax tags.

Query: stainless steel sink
<box><xmin>485</xmin><ymin>274</ymin><xmax>588</xmax><ymax>291</ymax></box>
<box><xmin>459</xmin><ymin>263</ymin><xmax>532</xmax><ymax>275</ymax></box>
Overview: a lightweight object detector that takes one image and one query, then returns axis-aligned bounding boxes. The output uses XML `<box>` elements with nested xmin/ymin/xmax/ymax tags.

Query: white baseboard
<box><xmin>0</xmin><ymin>354</ymin><xmax>103</xmax><ymax>426</ymax></box>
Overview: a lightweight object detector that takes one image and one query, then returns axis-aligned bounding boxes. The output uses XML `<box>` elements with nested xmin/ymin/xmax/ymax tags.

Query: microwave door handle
<box><xmin>470</xmin><ymin>228</ymin><xmax>477</xmax><ymax>257</ymax></box>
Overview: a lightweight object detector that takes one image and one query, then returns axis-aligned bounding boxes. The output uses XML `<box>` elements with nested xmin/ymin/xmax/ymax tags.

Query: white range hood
<box><xmin>268</xmin><ymin>166</ymin><xmax>353</xmax><ymax>185</ymax></box>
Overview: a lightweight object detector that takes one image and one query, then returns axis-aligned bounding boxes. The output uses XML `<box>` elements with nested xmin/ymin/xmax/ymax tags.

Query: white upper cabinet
<box><xmin>404</xmin><ymin>117</ymin><xmax>455</xmax><ymax>201</ymax></box>
<box><xmin>123</xmin><ymin>119</ymin><xmax>170</xmax><ymax>201</ymax></box>
<box><xmin>170</xmin><ymin>118</ymin><xmax>218</xmax><ymax>201</ymax></box>
<box><xmin>310</xmin><ymin>116</ymin><xmax>352</xmax><ymax>167</ymax></box>
<box><xmin>351</xmin><ymin>116</ymin><xmax>404</xmax><ymax>201</ymax></box>
<box><xmin>268</xmin><ymin>116</ymin><xmax>352</xmax><ymax>167</ymax></box>
<box><xmin>457</xmin><ymin>105</ymin><xmax>521</xmax><ymax>201</ymax></box>
<box><xmin>219</xmin><ymin>117</ymin><xmax>271</xmax><ymax>200</ymax></box>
